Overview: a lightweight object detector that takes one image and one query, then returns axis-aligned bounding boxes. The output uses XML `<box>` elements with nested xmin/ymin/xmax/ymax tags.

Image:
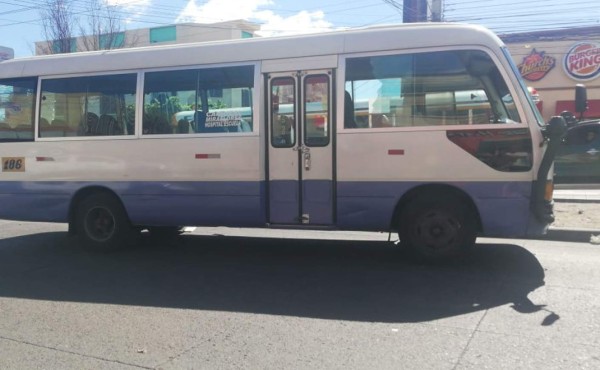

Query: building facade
<box><xmin>35</xmin><ymin>20</ymin><xmax>259</xmax><ymax>56</ymax></box>
<box><xmin>502</xmin><ymin>26</ymin><xmax>600</xmax><ymax>122</ymax></box>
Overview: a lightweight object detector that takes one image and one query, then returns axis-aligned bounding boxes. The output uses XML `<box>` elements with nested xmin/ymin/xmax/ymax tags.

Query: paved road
<box><xmin>0</xmin><ymin>221</ymin><xmax>599</xmax><ymax>369</ymax></box>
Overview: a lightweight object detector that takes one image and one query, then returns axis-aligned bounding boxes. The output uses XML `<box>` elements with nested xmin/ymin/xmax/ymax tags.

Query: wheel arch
<box><xmin>390</xmin><ymin>183</ymin><xmax>482</xmax><ymax>233</ymax></box>
<box><xmin>68</xmin><ymin>186</ymin><xmax>128</xmax><ymax>235</ymax></box>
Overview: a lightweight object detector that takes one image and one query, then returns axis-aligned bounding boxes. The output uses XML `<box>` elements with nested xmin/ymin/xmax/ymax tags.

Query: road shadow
<box><xmin>0</xmin><ymin>232</ymin><xmax>545</xmax><ymax>323</ymax></box>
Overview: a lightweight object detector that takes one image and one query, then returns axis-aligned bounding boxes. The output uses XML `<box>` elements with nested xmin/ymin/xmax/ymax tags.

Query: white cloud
<box><xmin>254</xmin><ymin>10</ymin><xmax>332</xmax><ymax>36</ymax></box>
<box><xmin>104</xmin><ymin>0</ymin><xmax>151</xmax><ymax>24</ymax></box>
<box><xmin>175</xmin><ymin>0</ymin><xmax>334</xmax><ymax>36</ymax></box>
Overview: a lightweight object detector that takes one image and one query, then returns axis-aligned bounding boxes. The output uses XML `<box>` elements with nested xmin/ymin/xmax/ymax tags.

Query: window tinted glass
<box><xmin>344</xmin><ymin>50</ymin><xmax>521</xmax><ymax>129</ymax></box>
<box><xmin>40</xmin><ymin>74</ymin><xmax>136</xmax><ymax>137</ymax></box>
<box><xmin>304</xmin><ymin>75</ymin><xmax>330</xmax><ymax>147</ymax></box>
<box><xmin>270</xmin><ymin>77</ymin><xmax>296</xmax><ymax>147</ymax></box>
<box><xmin>143</xmin><ymin>65</ymin><xmax>254</xmax><ymax>135</ymax></box>
<box><xmin>0</xmin><ymin>78</ymin><xmax>36</xmax><ymax>142</ymax></box>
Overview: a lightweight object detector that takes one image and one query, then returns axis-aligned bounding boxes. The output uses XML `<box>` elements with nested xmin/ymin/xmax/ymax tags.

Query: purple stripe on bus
<box><xmin>336</xmin><ymin>181</ymin><xmax>534</xmax><ymax>236</ymax></box>
<box><xmin>0</xmin><ymin>180</ymin><xmax>536</xmax><ymax>237</ymax></box>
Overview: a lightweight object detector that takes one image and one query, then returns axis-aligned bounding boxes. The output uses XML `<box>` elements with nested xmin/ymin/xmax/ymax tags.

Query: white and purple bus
<box><xmin>0</xmin><ymin>24</ymin><xmax>565</xmax><ymax>259</ymax></box>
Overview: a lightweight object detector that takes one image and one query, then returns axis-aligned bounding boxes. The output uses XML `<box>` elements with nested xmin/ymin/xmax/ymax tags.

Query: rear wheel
<box><xmin>76</xmin><ymin>192</ymin><xmax>134</xmax><ymax>251</ymax></box>
<box><xmin>399</xmin><ymin>195</ymin><xmax>477</xmax><ymax>260</ymax></box>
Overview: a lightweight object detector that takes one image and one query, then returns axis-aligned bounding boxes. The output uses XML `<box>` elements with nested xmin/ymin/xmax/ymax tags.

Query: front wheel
<box><xmin>399</xmin><ymin>195</ymin><xmax>477</xmax><ymax>261</ymax></box>
<box><xmin>75</xmin><ymin>192</ymin><xmax>134</xmax><ymax>251</ymax></box>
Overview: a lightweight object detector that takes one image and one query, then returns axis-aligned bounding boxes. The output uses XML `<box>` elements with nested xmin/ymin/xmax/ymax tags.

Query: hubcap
<box><xmin>84</xmin><ymin>206</ymin><xmax>116</xmax><ymax>242</ymax></box>
<box><xmin>415</xmin><ymin>210</ymin><xmax>461</xmax><ymax>251</ymax></box>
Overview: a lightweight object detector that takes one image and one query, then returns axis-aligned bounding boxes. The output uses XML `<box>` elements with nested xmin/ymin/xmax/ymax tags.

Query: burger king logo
<box><xmin>564</xmin><ymin>42</ymin><xmax>600</xmax><ymax>81</ymax></box>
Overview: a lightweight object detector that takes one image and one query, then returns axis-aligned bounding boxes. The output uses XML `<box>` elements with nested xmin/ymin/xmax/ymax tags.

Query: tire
<box><xmin>75</xmin><ymin>192</ymin><xmax>134</xmax><ymax>252</ymax></box>
<box><xmin>399</xmin><ymin>195</ymin><xmax>477</xmax><ymax>261</ymax></box>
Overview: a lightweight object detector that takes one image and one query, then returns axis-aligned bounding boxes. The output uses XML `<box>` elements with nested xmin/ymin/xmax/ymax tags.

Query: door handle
<box><xmin>293</xmin><ymin>145</ymin><xmax>311</xmax><ymax>170</ymax></box>
<box><xmin>304</xmin><ymin>151</ymin><xmax>311</xmax><ymax>170</ymax></box>
<box><xmin>293</xmin><ymin>145</ymin><xmax>310</xmax><ymax>153</ymax></box>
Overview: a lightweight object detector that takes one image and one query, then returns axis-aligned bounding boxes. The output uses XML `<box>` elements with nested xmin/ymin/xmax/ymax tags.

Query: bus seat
<box><xmin>38</xmin><ymin>117</ymin><xmax>59</xmax><ymax>136</ymax></box>
<box><xmin>39</xmin><ymin>119</ymin><xmax>68</xmax><ymax>137</ymax></box>
<box><xmin>344</xmin><ymin>91</ymin><xmax>357</xmax><ymax>128</ymax></box>
<box><xmin>178</xmin><ymin>119</ymin><xmax>192</xmax><ymax>133</ymax></box>
<box><xmin>80</xmin><ymin>113</ymin><xmax>99</xmax><ymax>135</ymax></box>
<box><xmin>98</xmin><ymin>114</ymin><xmax>120</xmax><ymax>136</ymax></box>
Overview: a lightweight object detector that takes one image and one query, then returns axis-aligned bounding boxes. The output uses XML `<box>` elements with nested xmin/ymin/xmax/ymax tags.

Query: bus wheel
<box><xmin>399</xmin><ymin>196</ymin><xmax>476</xmax><ymax>261</ymax></box>
<box><xmin>76</xmin><ymin>192</ymin><xmax>133</xmax><ymax>251</ymax></box>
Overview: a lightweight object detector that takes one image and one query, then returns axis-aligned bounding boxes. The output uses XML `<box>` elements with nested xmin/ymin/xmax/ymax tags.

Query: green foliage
<box><xmin>209</xmin><ymin>100</ymin><xmax>227</xmax><ymax>109</ymax></box>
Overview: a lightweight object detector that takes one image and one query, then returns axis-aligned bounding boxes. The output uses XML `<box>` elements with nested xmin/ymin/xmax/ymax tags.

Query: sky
<box><xmin>1</xmin><ymin>0</ymin><xmax>600</xmax><ymax>58</ymax></box>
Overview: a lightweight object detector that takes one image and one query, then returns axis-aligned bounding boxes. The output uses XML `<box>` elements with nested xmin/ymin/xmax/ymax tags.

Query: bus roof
<box><xmin>0</xmin><ymin>23</ymin><xmax>504</xmax><ymax>79</ymax></box>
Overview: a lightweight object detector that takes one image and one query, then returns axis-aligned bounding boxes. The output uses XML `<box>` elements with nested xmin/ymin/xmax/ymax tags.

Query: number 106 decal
<box><xmin>1</xmin><ymin>157</ymin><xmax>25</xmax><ymax>172</ymax></box>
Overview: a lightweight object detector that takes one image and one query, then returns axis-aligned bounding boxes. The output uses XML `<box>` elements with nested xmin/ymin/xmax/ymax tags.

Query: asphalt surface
<box><xmin>0</xmin><ymin>223</ymin><xmax>599</xmax><ymax>369</ymax></box>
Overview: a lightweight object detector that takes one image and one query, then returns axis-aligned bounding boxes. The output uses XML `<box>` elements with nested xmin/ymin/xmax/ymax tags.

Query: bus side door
<box><xmin>267</xmin><ymin>70</ymin><xmax>334</xmax><ymax>225</ymax></box>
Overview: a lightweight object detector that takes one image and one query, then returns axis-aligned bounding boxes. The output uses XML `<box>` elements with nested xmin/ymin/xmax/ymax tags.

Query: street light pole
<box><xmin>402</xmin><ymin>0</ymin><xmax>428</xmax><ymax>23</ymax></box>
<box><xmin>431</xmin><ymin>0</ymin><xmax>444</xmax><ymax>22</ymax></box>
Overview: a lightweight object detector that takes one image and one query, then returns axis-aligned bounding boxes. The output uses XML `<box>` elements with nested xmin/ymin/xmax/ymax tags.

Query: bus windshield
<box><xmin>502</xmin><ymin>47</ymin><xmax>545</xmax><ymax>127</ymax></box>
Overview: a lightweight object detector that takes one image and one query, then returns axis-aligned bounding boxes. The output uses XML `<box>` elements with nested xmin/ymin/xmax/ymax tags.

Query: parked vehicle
<box><xmin>555</xmin><ymin>84</ymin><xmax>600</xmax><ymax>183</ymax></box>
<box><xmin>555</xmin><ymin>121</ymin><xmax>600</xmax><ymax>183</ymax></box>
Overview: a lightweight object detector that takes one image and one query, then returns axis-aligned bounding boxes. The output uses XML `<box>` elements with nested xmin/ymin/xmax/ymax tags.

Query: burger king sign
<box><xmin>564</xmin><ymin>42</ymin><xmax>600</xmax><ymax>81</ymax></box>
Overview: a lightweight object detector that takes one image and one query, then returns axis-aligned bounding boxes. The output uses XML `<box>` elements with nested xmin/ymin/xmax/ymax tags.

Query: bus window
<box><xmin>143</xmin><ymin>65</ymin><xmax>254</xmax><ymax>135</ymax></box>
<box><xmin>304</xmin><ymin>74</ymin><xmax>330</xmax><ymax>147</ymax></box>
<box><xmin>344</xmin><ymin>50</ymin><xmax>521</xmax><ymax>128</ymax></box>
<box><xmin>40</xmin><ymin>74</ymin><xmax>136</xmax><ymax>138</ymax></box>
<box><xmin>0</xmin><ymin>78</ymin><xmax>36</xmax><ymax>141</ymax></box>
<box><xmin>271</xmin><ymin>77</ymin><xmax>296</xmax><ymax>147</ymax></box>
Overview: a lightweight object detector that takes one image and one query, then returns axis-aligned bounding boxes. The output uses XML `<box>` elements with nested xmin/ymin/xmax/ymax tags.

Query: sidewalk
<box><xmin>553</xmin><ymin>187</ymin><xmax>600</xmax><ymax>203</ymax></box>
<box><xmin>544</xmin><ymin>186</ymin><xmax>600</xmax><ymax>243</ymax></box>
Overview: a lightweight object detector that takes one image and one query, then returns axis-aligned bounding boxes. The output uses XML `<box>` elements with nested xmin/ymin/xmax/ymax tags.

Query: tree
<box><xmin>40</xmin><ymin>0</ymin><xmax>134</xmax><ymax>54</ymax></box>
<box><xmin>40</xmin><ymin>0</ymin><xmax>75</xmax><ymax>54</ymax></box>
<box><xmin>80</xmin><ymin>0</ymin><xmax>126</xmax><ymax>51</ymax></box>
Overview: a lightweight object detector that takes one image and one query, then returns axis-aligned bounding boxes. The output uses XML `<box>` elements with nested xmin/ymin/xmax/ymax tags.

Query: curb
<box><xmin>534</xmin><ymin>227</ymin><xmax>600</xmax><ymax>243</ymax></box>
<box><xmin>554</xmin><ymin>198</ymin><xmax>600</xmax><ymax>203</ymax></box>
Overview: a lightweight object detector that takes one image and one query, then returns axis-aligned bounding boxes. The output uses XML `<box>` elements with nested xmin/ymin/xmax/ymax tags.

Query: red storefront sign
<box><xmin>518</xmin><ymin>49</ymin><xmax>556</xmax><ymax>81</ymax></box>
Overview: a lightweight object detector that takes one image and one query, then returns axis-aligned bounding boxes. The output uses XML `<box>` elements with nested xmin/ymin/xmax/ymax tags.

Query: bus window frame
<box><xmin>138</xmin><ymin>61</ymin><xmax>260</xmax><ymax>139</ymax></box>
<box><xmin>36</xmin><ymin>70</ymin><xmax>139</xmax><ymax>142</ymax></box>
<box><xmin>33</xmin><ymin>61</ymin><xmax>261</xmax><ymax>141</ymax></box>
<box><xmin>337</xmin><ymin>45</ymin><xmax>531</xmax><ymax>132</ymax></box>
<box><xmin>0</xmin><ymin>76</ymin><xmax>37</xmax><ymax>143</ymax></box>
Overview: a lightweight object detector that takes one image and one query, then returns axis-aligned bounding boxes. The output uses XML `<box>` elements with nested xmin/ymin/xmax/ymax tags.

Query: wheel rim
<box><xmin>84</xmin><ymin>206</ymin><xmax>116</xmax><ymax>242</ymax></box>
<box><xmin>413</xmin><ymin>209</ymin><xmax>462</xmax><ymax>252</ymax></box>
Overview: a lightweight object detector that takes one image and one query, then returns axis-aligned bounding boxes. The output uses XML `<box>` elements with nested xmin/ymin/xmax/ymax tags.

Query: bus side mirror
<box><xmin>544</xmin><ymin>116</ymin><xmax>567</xmax><ymax>141</ymax></box>
<box><xmin>575</xmin><ymin>84</ymin><xmax>588</xmax><ymax>118</ymax></box>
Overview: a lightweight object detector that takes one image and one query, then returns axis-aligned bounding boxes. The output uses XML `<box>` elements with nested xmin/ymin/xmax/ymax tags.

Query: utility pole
<box><xmin>431</xmin><ymin>0</ymin><xmax>444</xmax><ymax>22</ymax></box>
<box><xmin>403</xmin><ymin>0</ymin><xmax>428</xmax><ymax>23</ymax></box>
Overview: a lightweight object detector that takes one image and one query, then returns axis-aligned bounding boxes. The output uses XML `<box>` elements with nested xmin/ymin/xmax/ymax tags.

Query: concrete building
<box><xmin>35</xmin><ymin>20</ymin><xmax>260</xmax><ymax>56</ymax></box>
<box><xmin>502</xmin><ymin>26</ymin><xmax>600</xmax><ymax>121</ymax></box>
